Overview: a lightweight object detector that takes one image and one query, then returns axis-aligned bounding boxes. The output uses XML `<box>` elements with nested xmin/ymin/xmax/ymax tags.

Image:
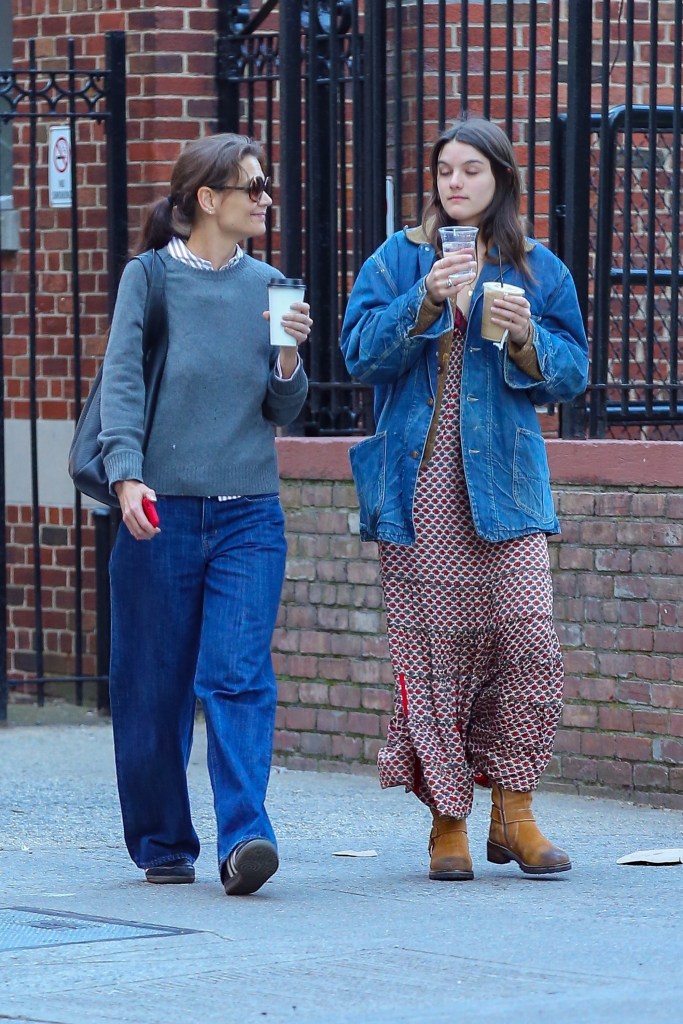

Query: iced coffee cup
<box><xmin>268</xmin><ymin>278</ymin><xmax>306</xmax><ymax>347</ymax></box>
<box><xmin>481</xmin><ymin>282</ymin><xmax>525</xmax><ymax>344</ymax></box>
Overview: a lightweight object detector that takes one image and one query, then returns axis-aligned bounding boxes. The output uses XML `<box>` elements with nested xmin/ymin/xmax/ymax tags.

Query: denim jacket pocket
<box><xmin>512</xmin><ymin>428</ymin><xmax>555</xmax><ymax>523</ymax></box>
<box><xmin>349</xmin><ymin>432</ymin><xmax>387</xmax><ymax>534</ymax></box>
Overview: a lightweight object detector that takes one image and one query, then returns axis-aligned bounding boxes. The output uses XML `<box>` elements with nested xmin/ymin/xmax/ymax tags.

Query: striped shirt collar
<box><xmin>167</xmin><ymin>236</ymin><xmax>244</xmax><ymax>272</ymax></box>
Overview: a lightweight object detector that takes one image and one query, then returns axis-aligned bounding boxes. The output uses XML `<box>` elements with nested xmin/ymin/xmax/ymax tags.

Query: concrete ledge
<box><xmin>277</xmin><ymin>436</ymin><xmax>683</xmax><ymax>487</ymax></box>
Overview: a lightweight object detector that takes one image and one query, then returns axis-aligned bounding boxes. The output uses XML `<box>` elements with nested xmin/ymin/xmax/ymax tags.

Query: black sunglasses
<box><xmin>219</xmin><ymin>175</ymin><xmax>271</xmax><ymax>203</ymax></box>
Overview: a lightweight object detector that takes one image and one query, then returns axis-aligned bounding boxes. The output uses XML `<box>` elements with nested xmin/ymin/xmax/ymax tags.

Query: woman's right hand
<box><xmin>425</xmin><ymin>249</ymin><xmax>477</xmax><ymax>304</ymax></box>
<box><xmin>114</xmin><ymin>480</ymin><xmax>160</xmax><ymax>540</ymax></box>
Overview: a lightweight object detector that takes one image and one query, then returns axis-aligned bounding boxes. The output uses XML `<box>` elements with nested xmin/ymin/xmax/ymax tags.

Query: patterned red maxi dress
<box><xmin>377</xmin><ymin>309</ymin><xmax>564</xmax><ymax>819</ymax></box>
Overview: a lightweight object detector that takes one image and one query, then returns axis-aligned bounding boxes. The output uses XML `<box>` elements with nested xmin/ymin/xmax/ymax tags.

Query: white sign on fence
<box><xmin>48</xmin><ymin>125</ymin><xmax>72</xmax><ymax>208</ymax></box>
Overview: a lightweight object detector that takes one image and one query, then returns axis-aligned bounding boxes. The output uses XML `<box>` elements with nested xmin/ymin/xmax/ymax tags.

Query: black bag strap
<box><xmin>133</xmin><ymin>249</ymin><xmax>168</xmax><ymax>450</ymax></box>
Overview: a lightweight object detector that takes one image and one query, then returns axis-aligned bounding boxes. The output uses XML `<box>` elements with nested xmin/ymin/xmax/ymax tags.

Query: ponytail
<box><xmin>135</xmin><ymin>196</ymin><xmax>179</xmax><ymax>255</ymax></box>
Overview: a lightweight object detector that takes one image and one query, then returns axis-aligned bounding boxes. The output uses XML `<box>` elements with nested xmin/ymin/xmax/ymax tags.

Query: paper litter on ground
<box><xmin>617</xmin><ymin>848</ymin><xmax>683</xmax><ymax>865</ymax></box>
<box><xmin>332</xmin><ymin>849</ymin><xmax>378</xmax><ymax>858</ymax></box>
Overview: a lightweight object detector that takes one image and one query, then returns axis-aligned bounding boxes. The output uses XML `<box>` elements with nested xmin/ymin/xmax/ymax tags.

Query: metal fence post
<box><xmin>279</xmin><ymin>0</ymin><xmax>303</xmax><ymax>277</ymax></box>
<box><xmin>560</xmin><ymin>0</ymin><xmax>592</xmax><ymax>438</ymax></box>
<box><xmin>105</xmin><ymin>31</ymin><xmax>128</xmax><ymax>315</ymax></box>
<box><xmin>93</xmin><ymin>509</ymin><xmax>116</xmax><ymax>714</ymax></box>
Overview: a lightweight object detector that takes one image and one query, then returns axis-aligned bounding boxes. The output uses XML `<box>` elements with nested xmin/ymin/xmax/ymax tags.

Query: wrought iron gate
<box><xmin>0</xmin><ymin>32</ymin><xmax>128</xmax><ymax>722</ymax></box>
<box><xmin>217</xmin><ymin>0</ymin><xmax>683</xmax><ymax>441</ymax></box>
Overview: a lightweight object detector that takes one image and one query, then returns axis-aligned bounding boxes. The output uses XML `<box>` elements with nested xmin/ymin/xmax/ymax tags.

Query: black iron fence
<box><xmin>217</xmin><ymin>0</ymin><xmax>683</xmax><ymax>440</ymax></box>
<box><xmin>0</xmin><ymin>33</ymin><xmax>128</xmax><ymax>722</ymax></box>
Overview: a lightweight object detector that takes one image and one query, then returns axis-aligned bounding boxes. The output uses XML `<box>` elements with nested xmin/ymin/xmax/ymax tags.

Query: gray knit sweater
<box><xmin>99</xmin><ymin>246</ymin><xmax>308</xmax><ymax>497</ymax></box>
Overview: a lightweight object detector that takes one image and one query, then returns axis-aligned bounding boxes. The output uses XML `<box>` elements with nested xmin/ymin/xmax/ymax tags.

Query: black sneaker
<box><xmin>145</xmin><ymin>858</ymin><xmax>195</xmax><ymax>884</ymax></box>
<box><xmin>221</xmin><ymin>839</ymin><xmax>279</xmax><ymax>896</ymax></box>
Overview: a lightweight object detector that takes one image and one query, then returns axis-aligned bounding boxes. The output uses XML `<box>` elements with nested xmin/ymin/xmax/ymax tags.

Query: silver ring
<box><xmin>446</xmin><ymin>275</ymin><xmax>454</xmax><ymax>288</ymax></box>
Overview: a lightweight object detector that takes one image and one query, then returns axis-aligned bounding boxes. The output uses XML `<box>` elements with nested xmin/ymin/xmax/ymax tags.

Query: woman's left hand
<box><xmin>490</xmin><ymin>293</ymin><xmax>533</xmax><ymax>347</ymax></box>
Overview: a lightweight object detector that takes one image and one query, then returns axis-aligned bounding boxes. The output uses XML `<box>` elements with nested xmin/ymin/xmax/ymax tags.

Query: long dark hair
<box><xmin>135</xmin><ymin>133</ymin><xmax>264</xmax><ymax>254</ymax></box>
<box><xmin>421</xmin><ymin>117</ymin><xmax>530</xmax><ymax>277</ymax></box>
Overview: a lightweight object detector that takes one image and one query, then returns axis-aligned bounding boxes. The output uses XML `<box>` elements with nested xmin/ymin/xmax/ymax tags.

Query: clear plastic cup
<box><xmin>268</xmin><ymin>278</ymin><xmax>306</xmax><ymax>347</ymax></box>
<box><xmin>438</xmin><ymin>226</ymin><xmax>479</xmax><ymax>281</ymax></box>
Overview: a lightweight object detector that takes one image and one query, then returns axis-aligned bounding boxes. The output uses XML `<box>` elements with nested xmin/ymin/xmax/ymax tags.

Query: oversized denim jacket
<box><xmin>340</xmin><ymin>227</ymin><xmax>589</xmax><ymax>545</ymax></box>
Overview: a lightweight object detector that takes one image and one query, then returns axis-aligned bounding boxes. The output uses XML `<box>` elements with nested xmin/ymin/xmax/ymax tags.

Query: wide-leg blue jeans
<box><xmin>108</xmin><ymin>494</ymin><xmax>287</xmax><ymax>871</ymax></box>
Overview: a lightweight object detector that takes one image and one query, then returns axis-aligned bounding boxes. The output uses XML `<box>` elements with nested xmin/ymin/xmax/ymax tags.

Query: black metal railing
<box><xmin>217</xmin><ymin>0</ymin><xmax>682</xmax><ymax>441</ymax></box>
<box><xmin>0</xmin><ymin>32</ymin><xmax>128</xmax><ymax>722</ymax></box>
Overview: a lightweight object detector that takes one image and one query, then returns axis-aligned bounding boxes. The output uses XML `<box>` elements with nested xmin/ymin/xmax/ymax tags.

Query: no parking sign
<box><xmin>48</xmin><ymin>125</ymin><xmax>72</xmax><ymax>208</ymax></box>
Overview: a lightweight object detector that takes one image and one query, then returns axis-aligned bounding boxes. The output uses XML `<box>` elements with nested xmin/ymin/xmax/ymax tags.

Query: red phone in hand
<box><xmin>142</xmin><ymin>497</ymin><xmax>160</xmax><ymax>528</ymax></box>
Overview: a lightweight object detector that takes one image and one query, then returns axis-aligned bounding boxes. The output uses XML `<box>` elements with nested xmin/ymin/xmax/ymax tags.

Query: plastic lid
<box><xmin>269</xmin><ymin>277</ymin><xmax>306</xmax><ymax>287</ymax></box>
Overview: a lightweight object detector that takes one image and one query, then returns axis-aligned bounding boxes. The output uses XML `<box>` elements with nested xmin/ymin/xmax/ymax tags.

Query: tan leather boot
<box><xmin>487</xmin><ymin>782</ymin><xmax>571</xmax><ymax>875</ymax></box>
<box><xmin>428</xmin><ymin>811</ymin><xmax>474</xmax><ymax>881</ymax></box>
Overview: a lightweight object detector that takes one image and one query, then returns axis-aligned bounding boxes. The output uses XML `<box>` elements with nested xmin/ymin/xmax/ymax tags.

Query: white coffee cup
<box><xmin>481</xmin><ymin>281</ymin><xmax>525</xmax><ymax>345</ymax></box>
<box><xmin>268</xmin><ymin>278</ymin><xmax>306</xmax><ymax>347</ymax></box>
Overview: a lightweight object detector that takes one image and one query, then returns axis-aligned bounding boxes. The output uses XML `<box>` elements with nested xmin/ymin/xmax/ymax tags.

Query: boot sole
<box><xmin>487</xmin><ymin>841</ymin><xmax>571</xmax><ymax>875</ymax></box>
<box><xmin>429</xmin><ymin>869</ymin><xmax>474</xmax><ymax>881</ymax></box>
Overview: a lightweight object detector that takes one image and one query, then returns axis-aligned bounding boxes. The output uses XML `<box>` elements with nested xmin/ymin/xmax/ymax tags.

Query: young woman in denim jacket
<box><xmin>341</xmin><ymin>117</ymin><xmax>588</xmax><ymax>882</ymax></box>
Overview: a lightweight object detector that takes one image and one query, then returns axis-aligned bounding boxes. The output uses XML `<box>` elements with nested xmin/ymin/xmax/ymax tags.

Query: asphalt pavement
<box><xmin>1</xmin><ymin>718</ymin><xmax>682</xmax><ymax>1024</ymax></box>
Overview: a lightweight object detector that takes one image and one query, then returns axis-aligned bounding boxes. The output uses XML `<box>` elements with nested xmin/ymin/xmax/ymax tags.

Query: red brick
<box><xmin>553</xmin><ymin>729</ymin><xmax>582</xmax><ymax>754</ymax></box>
<box><xmin>633</xmin><ymin>764</ymin><xmax>670</xmax><ymax>789</ymax></box>
<box><xmin>286</xmin><ymin>656</ymin><xmax>319</xmax><ymax>679</ymax></box>
<box><xmin>594</xmin><ymin>493</ymin><xmax>632</xmax><ymax>516</ymax></box>
<box><xmin>615</xmin><ymin>681</ymin><xmax>652</xmax><ymax>705</ymax></box>
<box><xmin>299</xmin><ymin>631</ymin><xmax>332</xmax><ymax>656</ymax></box>
<box><xmin>563</xmin><ymin>650</ymin><xmax>598</xmax><ymax>674</ymax></box>
<box><xmin>563</xmin><ymin>757</ymin><xmax>598</xmax><ymax>782</ymax></box>
<box><xmin>652</xmin><ymin>683</ymin><xmax>683</xmax><ymax>709</ymax></box>
<box><xmin>584</xmin><ymin>625</ymin><xmax>618</xmax><ymax>649</ymax></box>
<box><xmin>277</xmin><ymin>680</ymin><xmax>299</xmax><ymax>703</ymax></box>
<box><xmin>285</xmin><ymin>707</ymin><xmax>317</xmax><ymax>731</ymax></box>
<box><xmin>597</xmin><ymin>760</ymin><xmax>633</xmax><ymax>788</ymax></box>
<box><xmin>653</xmin><ymin>631</ymin><xmax>683</xmax><ymax>655</ymax></box>
<box><xmin>562</xmin><ymin>704</ymin><xmax>597</xmax><ymax>728</ymax></box>
<box><xmin>617</xmin><ymin>628</ymin><xmax>654</xmax><ymax>652</ymax></box>
<box><xmin>615</xmin><ymin>735</ymin><xmax>652</xmax><ymax>760</ymax></box>
<box><xmin>559</xmin><ymin>547</ymin><xmax>594</xmax><ymax>571</ymax></box>
<box><xmin>317</xmin><ymin>658</ymin><xmax>352</xmax><ymax>682</ymax></box>
<box><xmin>577</xmin><ymin>678</ymin><xmax>616</xmax><ymax>702</ymax></box>
<box><xmin>364</xmin><ymin>739</ymin><xmax>384</xmax><ymax>760</ymax></box>
<box><xmin>633</xmin><ymin>655</ymin><xmax>672</xmax><ymax>682</ymax></box>
<box><xmin>347</xmin><ymin>712</ymin><xmax>380</xmax><ymax>737</ymax></box>
<box><xmin>614</xmin><ymin>577</ymin><xmax>651</xmax><ymax>600</ymax></box>
<box><xmin>631</xmin><ymin>494</ymin><xmax>667</xmax><ymax>517</ymax></box>
<box><xmin>298</xmin><ymin>682</ymin><xmax>329</xmax><ymax>704</ymax></box>
<box><xmin>331</xmin><ymin>735</ymin><xmax>363</xmax><ymax>760</ymax></box>
<box><xmin>599</xmin><ymin>706</ymin><xmax>633</xmax><ymax>731</ymax></box>
<box><xmin>559</xmin><ymin>491</ymin><xmax>596</xmax><ymax>515</ymax></box>
<box><xmin>581</xmin><ymin>732</ymin><xmax>616</xmax><ymax>757</ymax></box>
<box><xmin>329</xmin><ymin>685</ymin><xmax>362</xmax><ymax>709</ymax></box>
<box><xmin>300</xmin><ymin>732</ymin><xmax>332</xmax><ymax>755</ymax></box>
<box><xmin>597</xmin><ymin>653</ymin><xmax>634</xmax><ymax>678</ymax></box>
<box><xmin>661</xmin><ymin>739</ymin><xmax>683</xmax><ymax>763</ymax></box>
<box><xmin>317</xmin><ymin>709</ymin><xmax>348</xmax><ymax>732</ymax></box>
<box><xmin>361</xmin><ymin>688</ymin><xmax>393</xmax><ymax>712</ymax></box>
<box><xmin>632</xmin><ymin>711</ymin><xmax>670</xmax><ymax>734</ymax></box>
<box><xmin>274</xmin><ymin>730</ymin><xmax>300</xmax><ymax>752</ymax></box>
<box><xmin>595</xmin><ymin>549</ymin><xmax>632</xmax><ymax>573</ymax></box>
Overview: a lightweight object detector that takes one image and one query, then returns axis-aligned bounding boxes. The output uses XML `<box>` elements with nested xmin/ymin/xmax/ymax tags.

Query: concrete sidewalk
<box><xmin>1</xmin><ymin>721</ymin><xmax>682</xmax><ymax>1024</ymax></box>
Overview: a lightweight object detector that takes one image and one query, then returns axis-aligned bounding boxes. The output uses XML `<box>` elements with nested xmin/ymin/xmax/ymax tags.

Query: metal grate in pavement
<box><xmin>0</xmin><ymin>906</ymin><xmax>198</xmax><ymax>952</ymax></box>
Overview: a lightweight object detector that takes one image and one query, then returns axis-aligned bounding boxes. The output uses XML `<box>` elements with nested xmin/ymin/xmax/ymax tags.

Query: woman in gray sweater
<box><xmin>100</xmin><ymin>133</ymin><xmax>311</xmax><ymax>896</ymax></box>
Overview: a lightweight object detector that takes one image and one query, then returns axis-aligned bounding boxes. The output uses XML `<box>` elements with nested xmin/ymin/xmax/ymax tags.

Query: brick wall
<box><xmin>4</xmin><ymin>1</ymin><xmax>221</xmax><ymax>682</ymax></box>
<box><xmin>273</xmin><ymin>438</ymin><xmax>683</xmax><ymax>810</ymax></box>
